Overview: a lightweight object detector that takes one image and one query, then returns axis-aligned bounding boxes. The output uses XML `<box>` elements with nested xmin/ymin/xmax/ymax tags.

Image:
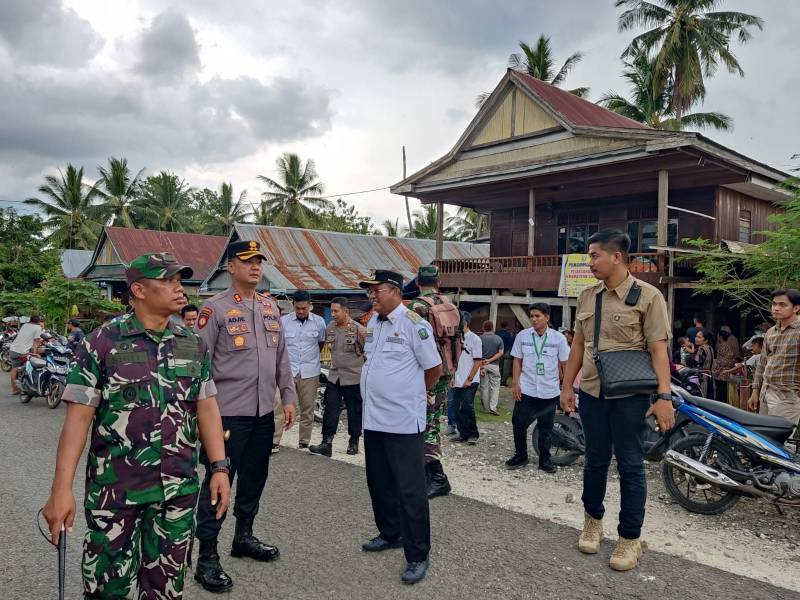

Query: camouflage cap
<box><xmin>125</xmin><ymin>253</ymin><xmax>193</xmax><ymax>286</ymax></box>
<box><xmin>417</xmin><ymin>264</ymin><xmax>439</xmax><ymax>284</ymax></box>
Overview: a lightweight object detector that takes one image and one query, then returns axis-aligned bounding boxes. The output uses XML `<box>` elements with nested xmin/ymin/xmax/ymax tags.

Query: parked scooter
<box><xmin>661</xmin><ymin>385</ymin><xmax>799</xmax><ymax>515</ymax></box>
<box><xmin>0</xmin><ymin>329</ymin><xmax>17</xmax><ymax>372</ymax></box>
<box><xmin>19</xmin><ymin>333</ymin><xmax>73</xmax><ymax>408</ymax></box>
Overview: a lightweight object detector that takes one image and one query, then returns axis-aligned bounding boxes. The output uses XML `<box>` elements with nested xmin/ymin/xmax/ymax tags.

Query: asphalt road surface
<box><xmin>1</xmin><ymin>379</ymin><xmax>797</xmax><ymax>600</ymax></box>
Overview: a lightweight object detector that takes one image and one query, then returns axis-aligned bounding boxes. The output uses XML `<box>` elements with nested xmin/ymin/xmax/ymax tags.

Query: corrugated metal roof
<box><xmin>104</xmin><ymin>227</ymin><xmax>227</xmax><ymax>282</ymax></box>
<box><xmin>59</xmin><ymin>249</ymin><xmax>93</xmax><ymax>278</ymax></box>
<box><xmin>514</xmin><ymin>71</ymin><xmax>651</xmax><ymax>130</ymax></box>
<box><xmin>204</xmin><ymin>225</ymin><xmax>489</xmax><ymax>293</ymax></box>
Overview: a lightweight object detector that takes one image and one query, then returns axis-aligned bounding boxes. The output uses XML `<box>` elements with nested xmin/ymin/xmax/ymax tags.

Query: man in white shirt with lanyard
<box><xmin>506</xmin><ymin>303</ymin><xmax>570</xmax><ymax>473</ymax></box>
<box><xmin>359</xmin><ymin>270</ymin><xmax>442</xmax><ymax>585</ymax></box>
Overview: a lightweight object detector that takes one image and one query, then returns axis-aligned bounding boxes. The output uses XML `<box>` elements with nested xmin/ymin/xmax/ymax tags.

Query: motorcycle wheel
<box><xmin>661</xmin><ymin>434</ymin><xmax>742</xmax><ymax>515</ymax></box>
<box><xmin>532</xmin><ymin>414</ymin><xmax>584</xmax><ymax>467</ymax></box>
<box><xmin>47</xmin><ymin>380</ymin><xmax>64</xmax><ymax>409</ymax></box>
<box><xmin>314</xmin><ymin>384</ymin><xmax>325</xmax><ymax>423</ymax></box>
<box><xmin>20</xmin><ymin>392</ymin><xmax>31</xmax><ymax>404</ymax></box>
<box><xmin>0</xmin><ymin>350</ymin><xmax>11</xmax><ymax>372</ymax></box>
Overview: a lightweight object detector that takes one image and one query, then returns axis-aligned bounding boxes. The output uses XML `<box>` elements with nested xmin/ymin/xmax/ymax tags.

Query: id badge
<box><xmin>536</xmin><ymin>362</ymin><xmax>545</xmax><ymax>376</ymax></box>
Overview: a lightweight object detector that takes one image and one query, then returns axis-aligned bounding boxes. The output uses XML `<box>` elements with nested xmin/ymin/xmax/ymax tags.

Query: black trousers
<box><xmin>512</xmin><ymin>394</ymin><xmax>558</xmax><ymax>464</ymax></box>
<box><xmin>453</xmin><ymin>383</ymin><xmax>479</xmax><ymax>439</ymax></box>
<box><xmin>321</xmin><ymin>381</ymin><xmax>363</xmax><ymax>440</ymax></box>
<box><xmin>364</xmin><ymin>429</ymin><xmax>430</xmax><ymax>563</ymax></box>
<box><xmin>196</xmin><ymin>413</ymin><xmax>275</xmax><ymax>542</ymax></box>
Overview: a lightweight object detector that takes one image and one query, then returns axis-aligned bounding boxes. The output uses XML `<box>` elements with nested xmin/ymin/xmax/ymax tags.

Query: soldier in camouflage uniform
<box><xmin>407</xmin><ymin>264</ymin><xmax>453</xmax><ymax>499</ymax></box>
<box><xmin>43</xmin><ymin>253</ymin><xmax>231</xmax><ymax>599</ymax></box>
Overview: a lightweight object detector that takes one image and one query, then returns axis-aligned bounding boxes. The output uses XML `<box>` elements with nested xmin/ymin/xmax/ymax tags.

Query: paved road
<box><xmin>1</xmin><ymin>380</ymin><xmax>797</xmax><ymax>600</ymax></box>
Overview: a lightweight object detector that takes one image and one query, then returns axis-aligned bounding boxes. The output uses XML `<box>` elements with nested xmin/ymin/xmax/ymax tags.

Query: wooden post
<box><xmin>528</xmin><ymin>188</ymin><xmax>536</xmax><ymax>256</ymax></box>
<box><xmin>666</xmin><ymin>251</ymin><xmax>675</xmax><ymax>325</ymax></box>
<box><xmin>657</xmin><ymin>170</ymin><xmax>669</xmax><ymax>248</ymax></box>
<box><xmin>435</xmin><ymin>201</ymin><xmax>444</xmax><ymax>260</ymax></box>
<box><xmin>489</xmin><ymin>289</ymin><xmax>498</xmax><ymax>327</ymax></box>
<box><xmin>562</xmin><ymin>297</ymin><xmax>572</xmax><ymax>330</ymax></box>
<box><xmin>402</xmin><ymin>146</ymin><xmax>413</xmax><ymax>235</ymax></box>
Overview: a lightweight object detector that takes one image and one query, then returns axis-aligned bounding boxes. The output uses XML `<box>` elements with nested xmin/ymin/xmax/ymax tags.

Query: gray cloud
<box><xmin>135</xmin><ymin>10</ymin><xmax>201</xmax><ymax>81</ymax></box>
<box><xmin>0</xmin><ymin>0</ymin><xmax>103</xmax><ymax>66</ymax></box>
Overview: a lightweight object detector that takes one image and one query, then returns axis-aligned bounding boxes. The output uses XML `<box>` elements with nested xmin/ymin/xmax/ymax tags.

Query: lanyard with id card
<box><xmin>532</xmin><ymin>331</ymin><xmax>547</xmax><ymax>376</ymax></box>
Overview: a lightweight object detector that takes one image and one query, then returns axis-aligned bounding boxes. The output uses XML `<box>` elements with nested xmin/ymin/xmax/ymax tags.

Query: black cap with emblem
<box><xmin>227</xmin><ymin>240</ymin><xmax>268</xmax><ymax>261</ymax></box>
<box><xmin>359</xmin><ymin>270</ymin><xmax>404</xmax><ymax>290</ymax></box>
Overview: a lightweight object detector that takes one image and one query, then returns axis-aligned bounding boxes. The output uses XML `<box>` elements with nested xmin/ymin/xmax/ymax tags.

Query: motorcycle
<box><xmin>661</xmin><ymin>386</ymin><xmax>799</xmax><ymax>515</ymax></box>
<box><xmin>19</xmin><ymin>334</ymin><xmax>73</xmax><ymax>409</ymax></box>
<box><xmin>0</xmin><ymin>329</ymin><xmax>17</xmax><ymax>372</ymax></box>
<box><xmin>531</xmin><ymin>373</ymin><xmax>705</xmax><ymax>466</ymax></box>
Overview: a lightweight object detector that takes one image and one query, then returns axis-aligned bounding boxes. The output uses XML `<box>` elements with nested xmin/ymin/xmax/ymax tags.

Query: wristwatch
<box><xmin>210</xmin><ymin>458</ymin><xmax>231</xmax><ymax>474</ymax></box>
<box><xmin>656</xmin><ymin>392</ymin><xmax>672</xmax><ymax>401</ymax></box>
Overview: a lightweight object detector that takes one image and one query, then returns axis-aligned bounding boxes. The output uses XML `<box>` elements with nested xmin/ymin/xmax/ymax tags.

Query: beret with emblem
<box><xmin>126</xmin><ymin>253</ymin><xmax>193</xmax><ymax>286</ymax></box>
<box><xmin>227</xmin><ymin>239</ymin><xmax>268</xmax><ymax>261</ymax></box>
<box><xmin>359</xmin><ymin>270</ymin><xmax>403</xmax><ymax>290</ymax></box>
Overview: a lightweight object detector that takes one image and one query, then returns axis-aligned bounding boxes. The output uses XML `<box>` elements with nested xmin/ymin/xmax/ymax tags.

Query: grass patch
<box><xmin>474</xmin><ymin>387</ymin><xmax>514</xmax><ymax>423</ymax></box>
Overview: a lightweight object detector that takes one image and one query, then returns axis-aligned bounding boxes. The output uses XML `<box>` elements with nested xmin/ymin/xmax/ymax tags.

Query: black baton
<box><xmin>58</xmin><ymin>524</ymin><xmax>66</xmax><ymax>600</ymax></box>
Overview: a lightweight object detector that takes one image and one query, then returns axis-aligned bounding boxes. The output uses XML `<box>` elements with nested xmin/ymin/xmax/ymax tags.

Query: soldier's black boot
<box><xmin>231</xmin><ymin>518</ymin><xmax>280</xmax><ymax>562</ymax></box>
<box><xmin>309</xmin><ymin>436</ymin><xmax>333</xmax><ymax>457</ymax></box>
<box><xmin>194</xmin><ymin>539</ymin><xmax>234</xmax><ymax>593</ymax></box>
<box><xmin>347</xmin><ymin>436</ymin><xmax>359</xmax><ymax>455</ymax></box>
<box><xmin>426</xmin><ymin>460</ymin><xmax>451</xmax><ymax>499</ymax></box>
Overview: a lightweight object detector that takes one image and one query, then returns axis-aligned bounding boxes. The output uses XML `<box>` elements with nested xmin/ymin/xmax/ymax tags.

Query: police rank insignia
<box><xmin>233</xmin><ymin>293</ymin><xmax>242</xmax><ymax>303</ymax></box>
<box><xmin>418</xmin><ymin>328</ymin><xmax>429</xmax><ymax>340</ymax></box>
<box><xmin>233</xmin><ymin>335</ymin><xmax>245</xmax><ymax>347</ymax></box>
<box><xmin>197</xmin><ymin>307</ymin><xmax>212</xmax><ymax>329</ymax></box>
<box><xmin>226</xmin><ymin>308</ymin><xmax>242</xmax><ymax>317</ymax></box>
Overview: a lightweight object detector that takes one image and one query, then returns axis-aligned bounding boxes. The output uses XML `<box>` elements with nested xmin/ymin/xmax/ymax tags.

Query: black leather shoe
<box><xmin>195</xmin><ymin>541</ymin><xmax>234</xmax><ymax>593</ymax></box>
<box><xmin>361</xmin><ymin>535</ymin><xmax>403</xmax><ymax>552</ymax></box>
<box><xmin>505</xmin><ymin>454</ymin><xmax>529</xmax><ymax>470</ymax></box>
<box><xmin>309</xmin><ymin>437</ymin><xmax>333</xmax><ymax>457</ymax></box>
<box><xmin>231</xmin><ymin>519</ymin><xmax>280</xmax><ymax>562</ymax></box>
<box><xmin>298</xmin><ymin>442</ymin><xmax>309</xmax><ymax>449</ymax></box>
<box><xmin>427</xmin><ymin>472</ymin><xmax>451</xmax><ymax>499</ymax></box>
<box><xmin>401</xmin><ymin>559</ymin><xmax>430</xmax><ymax>584</ymax></box>
<box><xmin>346</xmin><ymin>439</ymin><xmax>359</xmax><ymax>455</ymax></box>
<box><xmin>539</xmin><ymin>462</ymin><xmax>558</xmax><ymax>474</ymax></box>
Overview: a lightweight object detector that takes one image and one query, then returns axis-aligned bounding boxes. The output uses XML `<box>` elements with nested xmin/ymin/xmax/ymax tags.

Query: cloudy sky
<box><xmin>1</xmin><ymin>0</ymin><xmax>797</xmax><ymax>227</ymax></box>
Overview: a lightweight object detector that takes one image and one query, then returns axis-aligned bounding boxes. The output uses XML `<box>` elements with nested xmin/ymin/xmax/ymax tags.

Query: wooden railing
<box><xmin>436</xmin><ymin>253</ymin><xmax>663</xmax><ymax>274</ymax></box>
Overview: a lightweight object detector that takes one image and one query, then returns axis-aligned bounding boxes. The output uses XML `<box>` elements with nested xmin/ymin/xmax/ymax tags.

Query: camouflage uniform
<box><xmin>62</xmin><ymin>253</ymin><xmax>216</xmax><ymax>599</ymax></box>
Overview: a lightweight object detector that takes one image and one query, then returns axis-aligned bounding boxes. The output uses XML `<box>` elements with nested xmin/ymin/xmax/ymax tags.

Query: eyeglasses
<box><xmin>367</xmin><ymin>286</ymin><xmax>394</xmax><ymax>298</ymax></box>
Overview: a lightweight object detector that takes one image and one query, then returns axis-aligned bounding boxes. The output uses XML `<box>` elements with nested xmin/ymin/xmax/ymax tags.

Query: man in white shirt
<box><xmin>8</xmin><ymin>314</ymin><xmax>43</xmax><ymax>395</ymax></box>
<box><xmin>359</xmin><ymin>270</ymin><xmax>442</xmax><ymax>585</ymax></box>
<box><xmin>278</xmin><ymin>290</ymin><xmax>327</xmax><ymax>449</ymax></box>
<box><xmin>506</xmin><ymin>303</ymin><xmax>570</xmax><ymax>473</ymax></box>
<box><xmin>453</xmin><ymin>312</ymin><xmax>483</xmax><ymax>444</ymax></box>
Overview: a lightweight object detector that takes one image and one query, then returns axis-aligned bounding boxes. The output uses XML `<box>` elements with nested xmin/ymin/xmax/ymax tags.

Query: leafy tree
<box><xmin>410</xmin><ymin>204</ymin><xmax>456</xmax><ymax>240</ymax></box>
<box><xmin>616</xmin><ymin>0</ymin><xmax>763</xmax><ymax>117</ymax></box>
<box><xmin>34</xmin><ymin>275</ymin><xmax>122</xmax><ymax>333</ymax></box>
<box><xmin>97</xmin><ymin>157</ymin><xmax>145</xmax><ymax>228</ymax></box>
<box><xmin>250</xmin><ymin>200</ymin><xmax>272</xmax><ymax>226</ymax></box>
<box><xmin>0</xmin><ymin>209</ymin><xmax>59</xmax><ymax>292</ymax></box>
<box><xmin>201</xmin><ymin>182</ymin><xmax>250</xmax><ymax>236</ymax></box>
<box><xmin>381</xmin><ymin>218</ymin><xmax>406</xmax><ymax>237</ymax></box>
<box><xmin>256</xmin><ymin>153</ymin><xmax>331</xmax><ymax>227</ymax></box>
<box><xmin>135</xmin><ymin>171</ymin><xmax>195</xmax><ymax>232</ymax></box>
<box><xmin>24</xmin><ymin>164</ymin><xmax>104</xmax><ymax>249</ymax></box>
<box><xmin>311</xmin><ymin>198</ymin><xmax>373</xmax><ymax>234</ymax></box>
<box><xmin>477</xmin><ymin>34</ymin><xmax>588</xmax><ymax>107</ymax></box>
<box><xmin>448</xmin><ymin>207</ymin><xmax>488</xmax><ymax>241</ymax></box>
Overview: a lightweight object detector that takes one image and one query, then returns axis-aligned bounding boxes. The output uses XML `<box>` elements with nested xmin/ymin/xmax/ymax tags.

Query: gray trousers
<box><xmin>480</xmin><ymin>363</ymin><xmax>501</xmax><ymax>411</ymax></box>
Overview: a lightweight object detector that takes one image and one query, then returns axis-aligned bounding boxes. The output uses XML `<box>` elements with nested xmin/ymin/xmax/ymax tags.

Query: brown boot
<box><xmin>577</xmin><ymin>513</ymin><xmax>603</xmax><ymax>554</ymax></box>
<box><xmin>609</xmin><ymin>536</ymin><xmax>643</xmax><ymax>571</ymax></box>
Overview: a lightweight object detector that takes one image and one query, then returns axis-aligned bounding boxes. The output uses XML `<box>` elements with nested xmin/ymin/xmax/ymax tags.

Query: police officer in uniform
<box><xmin>194</xmin><ymin>240</ymin><xmax>298</xmax><ymax>593</ymax></box>
<box><xmin>359</xmin><ymin>270</ymin><xmax>442</xmax><ymax>585</ymax></box>
<box><xmin>43</xmin><ymin>253</ymin><xmax>231</xmax><ymax>599</ymax></box>
<box><xmin>309</xmin><ymin>296</ymin><xmax>366</xmax><ymax>457</ymax></box>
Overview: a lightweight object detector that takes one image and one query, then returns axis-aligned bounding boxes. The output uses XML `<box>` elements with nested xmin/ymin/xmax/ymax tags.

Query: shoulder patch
<box><xmin>197</xmin><ymin>306</ymin><xmax>213</xmax><ymax>330</ymax></box>
<box><xmin>417</xmin><ymin>328</ymin><xmax>429</xmax><ymax>340</ymax></box>
<box><xmin>406</xmin><ymin>310</ymin><xmax>422</xmax><ymax>324</ymax></box>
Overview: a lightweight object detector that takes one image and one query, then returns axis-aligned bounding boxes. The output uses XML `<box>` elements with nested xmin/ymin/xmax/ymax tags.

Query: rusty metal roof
<box><xmin>86</xmin><ymin>227</ymin><xmax>227</xmax><ymax>282</ymax></box>
<box><xmin>203</xmin><ymin>225</ymin><xmax>489</xmax><ymax>293</ymax></box>
<box><xmin>514</xmin><ymin>71</ymin><xmax>651</xmax><ymax>130</ymax></box>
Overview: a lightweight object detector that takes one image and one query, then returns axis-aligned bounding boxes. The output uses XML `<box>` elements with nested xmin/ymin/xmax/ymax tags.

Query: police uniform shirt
<box><xmin>360</xmin><ymin>303</ymin><xmax>441</xmax><ymax>434</ymax></box>
<box><xmin>510</xmin><ymin>327</ymin><xmax>570</xmax><ymax>398</ymax></box>
<box><xmin>574</xmin><ymin>273</ymin><xmax>671</xmax><ymax>398</ymax></box>
<box><xmin>280</xmin><ymin>311</ymin><xmax>327</xmax><ymax>379</ymax></box>
<box><xmin>196</xmin><ymin>288</ymin><xmax>297</xmax><ymax>416</ymax></box>
<box><xmin>326</xmin><ymin>318</ymin><xmax>367</xmax><ymax>386</ymax></box>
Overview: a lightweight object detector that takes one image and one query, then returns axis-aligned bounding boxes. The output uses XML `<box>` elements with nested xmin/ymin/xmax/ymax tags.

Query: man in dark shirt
<box><xmin>479</xmin><ymin>321</ymin><xmax>504</xmax><ymax>415</ymax></box>
<box><xmin>66</xmin><ymin>318</ymin><xmax>85</xmax><ymax>352</ymax></box>
<box><xmin>497</xmin><ymin>321</ymin><xmax>514</xmax><ymax>386</ymax></box>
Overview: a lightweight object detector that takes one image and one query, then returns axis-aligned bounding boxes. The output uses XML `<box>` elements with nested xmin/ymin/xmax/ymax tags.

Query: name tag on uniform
<box><xmin>366</xmin><ymin>329</ymin><xmax>374</xmax><ymax>342</ymax></box>
<box><xmin>387</xmin><ymin>336</ymin><xmax>404</xmax><ymax>344</ymax></box>
<box><xmin>536</xmin><ymin>362</ymin><xmax>545</xmax><ymax>376</ymax></box>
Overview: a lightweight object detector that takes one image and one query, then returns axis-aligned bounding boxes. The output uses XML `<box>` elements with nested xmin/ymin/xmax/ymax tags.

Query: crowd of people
<box><xmin>7</xmin><ymin>228</ymin><xmax>794</xmax><ymax>599</ymax></box>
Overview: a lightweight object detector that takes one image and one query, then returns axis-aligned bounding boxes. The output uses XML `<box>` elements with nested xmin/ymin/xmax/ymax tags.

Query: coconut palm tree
<box><xmin>24</xmin><ymin>164</ymin><xmax>104</xmax><ymax>249</ymax></box>
<box><xmin>477</xmin><ymin>35</ymin><xmax>588</xmax><ymax>107</ymax></box>
<box><xmin>381</xmin><ymin>218</ymin><xmax>406</xmax><ymax>238</ymax></box>
<box><xmin>135</xmin><ymin>171</ymin><xmax>194</xmax><ymax>232</ymax></box>
<box><xmin>203</xmin><ymin>182</ymin><xmax>250</xmax><ymax>236</ymax></box>
<box><xmin>448</xmin><ymin>207</ymin><xmax>489</xmax><ymax>241</ymax></box>
<box><xmin>616</xmin><ymin>0</ymin><xmax>763</xmax><ymax>116</ymax></box>
<box><xmin>598</xmin><ymin>48</ymin><xmax>731</xmax><ymax>131</ymax></box>
<box><xmin>250</xmin><ymin>200</ymin><xmax>272</xmax><ymax>226</ymax></box>
<box><xmin>96</xmin><ymin>157</ymin><xmax>144</xmax><ymax>228</ymax></box>
<box><xmin>410</xmin><ymin>205</ymin><xmax>455</xmax><ymax>240</ymax></box>
<box><xmin>256</xmin><ymin>153</ymin><xmax>331</xmax><ymax>228</ymax></box>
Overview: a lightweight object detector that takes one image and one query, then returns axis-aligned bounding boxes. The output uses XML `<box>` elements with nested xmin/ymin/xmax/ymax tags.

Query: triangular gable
<box><xmin>95</xmin><ymin>236</ymin><xmax>122</xmax><ymax>266</ymax></box>
<box><xmin>469</xmin><ymin>87</ymin><xmax>561</xmax><ymax>148</ymax></box>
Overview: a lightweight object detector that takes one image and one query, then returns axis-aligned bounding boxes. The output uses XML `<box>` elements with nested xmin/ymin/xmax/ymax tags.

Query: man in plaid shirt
<box><xmin>749</xmin><ymin>288</ymin><xmax>800</xmax><ymax>430</ymax></box>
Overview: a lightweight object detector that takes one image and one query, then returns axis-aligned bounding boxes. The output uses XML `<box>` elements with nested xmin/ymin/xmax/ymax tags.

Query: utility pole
<box><xmin>402</xmin><ymin>146</ymin><xmax>413</xmax><ymax>237</ymax></box>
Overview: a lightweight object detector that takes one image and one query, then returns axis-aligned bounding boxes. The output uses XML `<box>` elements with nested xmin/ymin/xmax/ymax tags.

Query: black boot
<box><xmin>426</xmin><ymin>460</ymin><xmax>451</xmax><ymax>499</ymax></box>
<box><xmin>347</xmin><ymin>437</ymin><xmax>359</xmax><ymax>455</ymax></box>
<box><xmin>231</xmin><ymin>518</ymin><xmax>280</xmax><ymax>562</ymax></box>
<box><xmin>309</xmin><ymin>436</ymin><xmax>333</xmax><ymax>457</ymax></box>
<box><xmin>194</xmin><ymin>539</ymin><xmax>234</xmax><ymax>593</ymax></box>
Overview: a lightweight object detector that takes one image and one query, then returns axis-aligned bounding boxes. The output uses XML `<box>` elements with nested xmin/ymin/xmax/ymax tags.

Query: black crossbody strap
<box><xmin>593</xmin><ymin>292</ymin><xmax>603</xmax><ymax>362</ymax></box>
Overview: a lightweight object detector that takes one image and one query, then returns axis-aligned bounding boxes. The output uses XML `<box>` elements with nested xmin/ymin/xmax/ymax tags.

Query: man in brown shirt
<box><xmin>748</xmin><ymin>288</ymin><xmax>800</xmax><ymax>427</ymax></box>
<box><xmin>561</xmin><ymin>229</ymin><xmax>673</xmax><ymax>572</ymax></box>
<box><xmin>310</xmin><ymin>297</ymin><xmax>367</xmax><ymax>457</ymax></box>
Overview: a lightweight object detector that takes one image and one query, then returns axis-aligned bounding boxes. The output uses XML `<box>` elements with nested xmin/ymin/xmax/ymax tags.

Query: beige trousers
<box><xmin>274</xmin><ymin>375</ymin><xmax>318</xmax><ymax>446</ymax></box>
<box><xmin>759</xmin><ymin>386</ymin><xmax>800</xmax><ymax>434</ymax></box>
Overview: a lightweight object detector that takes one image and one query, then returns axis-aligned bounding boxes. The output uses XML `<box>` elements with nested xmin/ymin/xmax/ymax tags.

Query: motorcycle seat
<box><xmin>680</xmin><ymin>391</ymin><xmax>796</xmax><ymax>441</ymax></box>
<box><xmin>29</xmin><ymin>357</ymin><xmax>47</xmax><ymax>368</ymax></box>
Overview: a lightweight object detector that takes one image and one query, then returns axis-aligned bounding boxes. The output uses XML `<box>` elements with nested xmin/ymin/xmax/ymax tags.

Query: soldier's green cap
<box><xmin>126</xmin><ymin>253</ymin><xmax>193</xmax><ymax>286</ymax></box>
<box><xmin>417</xmin><ymin>264</ymin><xmax>439</xmax><ymax>284</ymax></box>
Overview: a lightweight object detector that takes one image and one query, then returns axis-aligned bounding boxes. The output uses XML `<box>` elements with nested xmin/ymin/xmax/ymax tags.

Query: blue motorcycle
<box><xmin>662</xmin><ymin>386</ymin><xmax>800</xmax><ymax>515</ymax></box>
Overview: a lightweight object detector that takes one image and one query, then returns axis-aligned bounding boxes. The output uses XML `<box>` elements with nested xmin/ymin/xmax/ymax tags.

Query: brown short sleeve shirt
<box><xmin>326</xmin><ymin>318</ymin><xmax>367</xmax><ymax>386</ymax></box>
<box><xmin>574</xmin><ymin>273</ymin><xmax>671</xmax><ymax>398</ymax></box>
